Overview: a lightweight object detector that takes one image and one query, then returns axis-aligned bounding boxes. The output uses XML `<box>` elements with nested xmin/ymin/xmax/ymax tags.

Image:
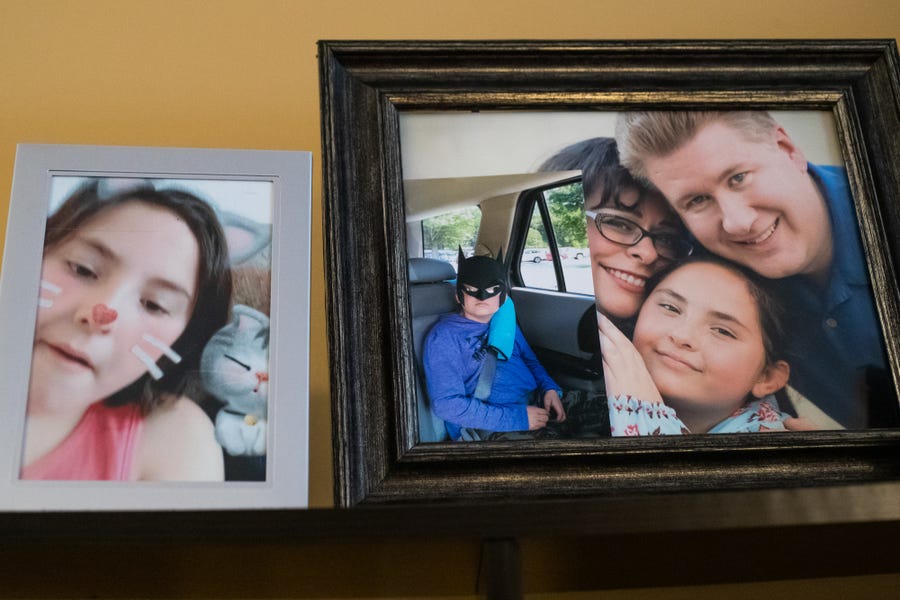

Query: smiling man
<box><xmin>615</xmin><ymin>111</ymin><xmax>891</xmax><ymax>428</ymax></box>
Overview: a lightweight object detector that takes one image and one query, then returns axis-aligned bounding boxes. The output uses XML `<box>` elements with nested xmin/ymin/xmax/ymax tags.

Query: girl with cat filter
<box><xmin>21</xmin><ymin>178</ymin><xmax>232</xmax><ymax>480</ymax></box>
<box><xmin>599</xmin><ymin>256</ymin><xmax>793</xmax><ymax>435</ymax></box>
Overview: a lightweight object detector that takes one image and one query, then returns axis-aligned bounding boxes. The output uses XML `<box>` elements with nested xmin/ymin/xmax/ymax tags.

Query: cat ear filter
<box><xmin>218</xmin><ymin>210</ymin><xmax>272</xmax><ymax>266</ymax></box>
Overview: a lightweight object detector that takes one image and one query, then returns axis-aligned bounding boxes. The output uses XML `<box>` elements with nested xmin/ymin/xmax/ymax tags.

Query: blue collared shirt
<box><xmin>774</xmin><ymin>164</ymin><xmax>889</xmax><ymax>428</ymax></box>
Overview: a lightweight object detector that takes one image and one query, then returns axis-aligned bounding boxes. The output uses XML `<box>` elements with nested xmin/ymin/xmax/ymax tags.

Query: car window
<box><xmin>420</xmin><ymin>206</ymin><xmax>481</xmax><ymax>270</ymax></box>
<box><xmin>515</xmin><ymin>180</ymin><xmax>592</xmax><ymax>294</ymax></box>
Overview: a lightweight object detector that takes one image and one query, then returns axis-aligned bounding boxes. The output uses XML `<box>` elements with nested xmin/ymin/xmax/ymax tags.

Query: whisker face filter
<box><xmin>40</xmin><ymin>280</ymin><xmax>61</xmax><ymax>294</ymax></box>
<box><xmin>131</xmin><ymin>334</ymin><xmax>180</xmax><ymax>380</ymax></box>
<box><xmin>38</xmin><ymin>279</ymin><xmax>61</xmax><ymax>308</ymax></box>
<box><xmin>141</xmin><ymin>333</ymin><xmax>181</xmax><ymax>363</ymax></box>
<box><xmin>131</xmin><ymin>345</ymin><xmax>164</xmax><ymax>380</ymax></box>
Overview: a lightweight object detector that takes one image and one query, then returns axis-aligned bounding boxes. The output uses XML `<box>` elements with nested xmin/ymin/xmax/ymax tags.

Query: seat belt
<box><xmin>474</xmin><ymin>347</ymin><xmax>498</xmax><ymax>401</ymax></box>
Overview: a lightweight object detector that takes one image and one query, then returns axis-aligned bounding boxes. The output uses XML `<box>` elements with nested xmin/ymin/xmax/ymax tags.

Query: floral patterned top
<box><xmin>608</xmin><ymin>394</ymin><xmax>789</xmax><ymax>436</ymax></box>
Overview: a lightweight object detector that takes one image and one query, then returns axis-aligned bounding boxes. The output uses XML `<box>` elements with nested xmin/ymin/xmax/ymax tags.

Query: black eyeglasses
<box><xmin>585</xmin><ymin>210</ymin><xmax>693</xmax><ymax>260</ymax></box>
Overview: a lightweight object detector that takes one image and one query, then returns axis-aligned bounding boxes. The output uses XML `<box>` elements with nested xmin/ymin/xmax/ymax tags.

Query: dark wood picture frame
<box><xmin>319</xmin><ymin>39</ymin><xmax>900</xmax><ymax>507</ymax></box>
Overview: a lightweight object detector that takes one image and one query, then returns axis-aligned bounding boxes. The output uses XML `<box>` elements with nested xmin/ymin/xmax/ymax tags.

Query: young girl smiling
<box><xmin>599</xmin><ymin>256</ymin><xmax>793</xmax><ymax>434</ymax></box>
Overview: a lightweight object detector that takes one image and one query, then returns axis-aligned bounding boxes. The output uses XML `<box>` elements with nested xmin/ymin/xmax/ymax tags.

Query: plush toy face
<box><xmin>200</xmin><ymin>304</ymin><xmax>270</xmax><ymax>418</ymax></box>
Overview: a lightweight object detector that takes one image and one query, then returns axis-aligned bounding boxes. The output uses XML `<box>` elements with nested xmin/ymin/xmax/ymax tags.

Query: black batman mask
<box><xmin>456</xmin><ymin>248</ymin><xmax>507</xmax><ymax>305</ymax></box>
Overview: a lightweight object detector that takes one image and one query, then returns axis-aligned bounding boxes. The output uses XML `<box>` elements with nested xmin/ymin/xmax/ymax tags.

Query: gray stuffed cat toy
<box><xmin>200</xmin><ymin>304</ymin><xmax>270</xmax><ymax>456</ymax></box>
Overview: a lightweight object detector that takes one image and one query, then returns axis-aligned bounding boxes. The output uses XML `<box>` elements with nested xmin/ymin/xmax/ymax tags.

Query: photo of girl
<box><xmin>21</xmin><ymin>178</ymin><xmax>236</xmax><ymax>481</ymax></box>
<box><xmin>600</xmin><ymin>256</ymin><xmax>793</xmax><ymax>435</ymax></box>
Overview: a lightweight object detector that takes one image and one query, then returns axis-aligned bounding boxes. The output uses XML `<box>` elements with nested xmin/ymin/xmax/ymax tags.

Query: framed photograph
<box><xmin>0</xmin><ymin>144</ymin><xmax>312</xmax><ymax>510</ymax></box>
<box><xmin>319</xmin><ymin>40</ymin><xmax>900</xmax><ymax>506</ymax></box>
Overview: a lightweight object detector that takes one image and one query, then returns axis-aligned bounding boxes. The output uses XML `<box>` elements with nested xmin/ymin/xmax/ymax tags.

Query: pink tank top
<box><xmin>21</xmin><ymin>401</ymin><xmax>144</xmax><ymax>481</ymax></box>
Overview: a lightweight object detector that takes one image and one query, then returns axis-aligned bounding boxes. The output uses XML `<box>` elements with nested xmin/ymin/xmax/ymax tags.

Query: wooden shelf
<box><xmin>3</xmin><ymin>481</ymin><xmax>897</xmax><ymax>542</ymax></box>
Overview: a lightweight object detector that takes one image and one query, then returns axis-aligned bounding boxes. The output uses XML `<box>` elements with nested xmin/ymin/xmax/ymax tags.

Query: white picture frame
<box><xmin>0</xmin><ymin>144</ymin><xmax>311</xmax><ymax>510</ymax></box>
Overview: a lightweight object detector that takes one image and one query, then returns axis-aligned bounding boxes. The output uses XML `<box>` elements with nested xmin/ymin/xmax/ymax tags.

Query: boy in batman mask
<box><xmin>423</xmin><ymin>249</ymin><xmax>566</xmax><ymax>441</ymax></box>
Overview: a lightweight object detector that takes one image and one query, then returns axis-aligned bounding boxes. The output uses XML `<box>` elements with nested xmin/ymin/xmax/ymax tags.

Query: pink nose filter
<box><xmin>92</xmin><ymin>303</ymin><xmax>118</xmax><ymax>325</ymax></box>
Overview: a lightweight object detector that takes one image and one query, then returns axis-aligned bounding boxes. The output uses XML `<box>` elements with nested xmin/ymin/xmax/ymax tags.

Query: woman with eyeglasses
<box><xmin>540</xmin><ymin>137</ymin><xmax>694</xmax><ymax>342</ymax></box>
<box><xmin>528</xmin><ymin>138</ymin><xmax>692</xmax><ymax>438</ymax></box>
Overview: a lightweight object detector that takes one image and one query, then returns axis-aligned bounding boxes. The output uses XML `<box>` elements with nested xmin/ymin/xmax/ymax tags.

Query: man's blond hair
<box><xmin>615</xmin><ymin>111</ymin><xmax>779</xmax><ymax>182</ymax></box>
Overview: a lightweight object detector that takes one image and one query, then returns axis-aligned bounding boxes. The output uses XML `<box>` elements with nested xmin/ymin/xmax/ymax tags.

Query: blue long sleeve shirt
<box><xmin>423</xmin><ymin>312</ymin><xmax>561</xmax><ymax>440</ymax></box>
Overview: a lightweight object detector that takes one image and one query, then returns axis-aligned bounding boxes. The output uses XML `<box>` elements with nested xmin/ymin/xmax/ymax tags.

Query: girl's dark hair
<box><xmin>538</xmin><ymin>137</ymin><xmax>663</xmax><ymax>212</ymax></box>
<box><xmin>44</xmin><ymin>178</ymin><xmax>233</xmax><ymax>413</ymax></box>
<box><xmin>642</xmin><ymin>254</ymin><xmax>788</xmax><ymax>364</ymax></box>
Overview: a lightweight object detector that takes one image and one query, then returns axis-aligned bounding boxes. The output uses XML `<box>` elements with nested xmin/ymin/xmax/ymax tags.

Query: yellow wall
<box><xmin>1</xmin><ymin>1</ymin><xmax>899</xmax><ymax>597</ymax></box>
